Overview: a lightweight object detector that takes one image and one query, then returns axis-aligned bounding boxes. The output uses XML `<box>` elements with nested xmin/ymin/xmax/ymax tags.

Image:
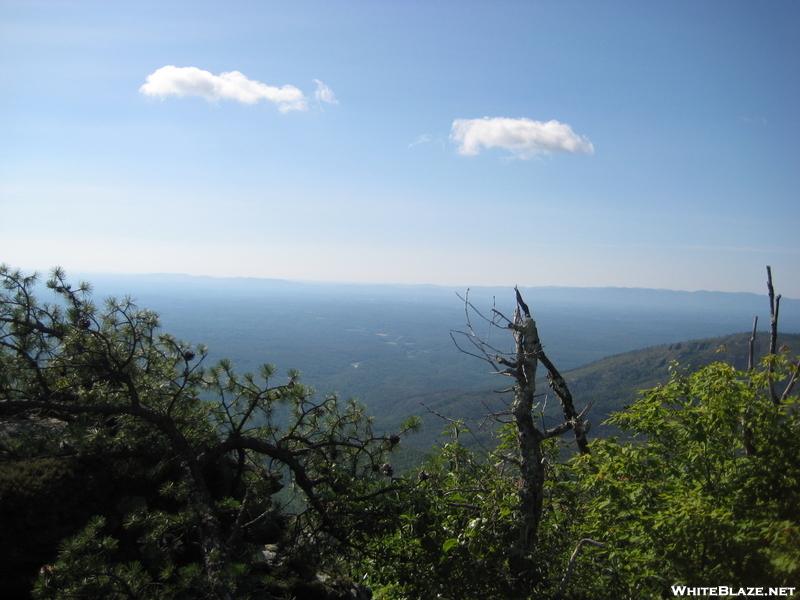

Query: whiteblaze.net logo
<box><xmin>671</xmin><ymin>587</ymin><xmax>796</xmax><ymax>597</ymax></box>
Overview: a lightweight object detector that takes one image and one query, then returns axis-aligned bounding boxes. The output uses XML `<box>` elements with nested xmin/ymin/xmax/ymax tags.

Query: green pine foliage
<box><xmin>0</xmin><ymin>265</ymin><xmax>414</xmax><ymax>599</ymax></box>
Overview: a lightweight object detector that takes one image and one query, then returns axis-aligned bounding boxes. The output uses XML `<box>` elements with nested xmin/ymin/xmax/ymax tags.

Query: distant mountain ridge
<box><xmin>67</xmin><ymin>273</ymin><xmax>800</xmax><ymax>330</ymax></box>
<box><xmin>75</xmin><ymin>271</ymin><xmax>800</xmax><ymax>302</ymax></box>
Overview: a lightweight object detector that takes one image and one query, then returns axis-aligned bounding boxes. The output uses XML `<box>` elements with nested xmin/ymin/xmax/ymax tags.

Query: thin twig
<box><xmin>227</xmin><ymin>486</ymin><xmax>253</xmax><ymax>550</ymax></box>
<box><xmin>421</xmin><ymin>403</ymin><xmax>497</xmax><ymax>457</ymax></box>
<box><xmin>780</xmin><ymin>358</ymin><xmax>800</xmax><ymax>402</ymax></box>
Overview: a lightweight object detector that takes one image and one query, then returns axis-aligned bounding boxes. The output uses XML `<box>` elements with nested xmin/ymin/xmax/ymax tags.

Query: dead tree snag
<box><xmin>451</xmin><ymin>287</ymin><xmax>592</xmax><ymax>594</ymax></box>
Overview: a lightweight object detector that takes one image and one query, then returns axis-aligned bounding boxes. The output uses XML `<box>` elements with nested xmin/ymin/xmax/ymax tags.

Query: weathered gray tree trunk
<box><xmin>506</xmin><ymin>311</ymin><xmax>546</xmax><ymax>591</ymax></box>
<box><xmin>453</xmin><ymin>288</ymin><xmax>593</xmax><ymax>595</ymax></box>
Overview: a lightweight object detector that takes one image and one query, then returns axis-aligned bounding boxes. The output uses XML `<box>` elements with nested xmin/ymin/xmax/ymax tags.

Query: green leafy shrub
<box><xmin>573</xmin><ymin>357</ymin><xmax>800</xmax><ymax>597</ymax></box>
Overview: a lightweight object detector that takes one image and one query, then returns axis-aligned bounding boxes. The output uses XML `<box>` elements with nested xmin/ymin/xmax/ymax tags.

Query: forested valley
<box><xmin>1</xmin><ymin>265</ymin><xmax>798</xmax><ymax>599</ymax></box>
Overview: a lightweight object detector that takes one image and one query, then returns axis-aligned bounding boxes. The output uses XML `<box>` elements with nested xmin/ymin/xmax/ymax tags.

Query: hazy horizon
<box><xmin>25</xmin><ymin>268</ymin><xmax>797</xmax><ymax>300</ymax></box>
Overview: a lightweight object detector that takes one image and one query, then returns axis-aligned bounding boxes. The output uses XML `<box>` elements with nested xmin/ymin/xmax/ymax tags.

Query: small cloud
<box><xmin>409</xmin><ymin>134</ymin><xmax>432</xmax><ymax>148</ymax></box>
<box><xmin>450</xmin><ymin>117</ymin><xmax>594</xmax><ymax>158</ymax></box>
<box><xmin>740</xmin><ymin>115</ymin><xmax>767</xmax><ymax>125</ymax></box>
<box><xmin>140</xmin><ymin>66</ymin><xmax>308</xmax><ymax>113</ymax></box>
<box><xmin>313</xmin><ymin>79</ymin><xmax>338</xmax><ymax>105</ymax></box>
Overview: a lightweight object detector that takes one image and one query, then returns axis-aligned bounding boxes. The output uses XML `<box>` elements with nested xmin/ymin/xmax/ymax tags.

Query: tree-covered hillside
<box><xmin>375</xmin><ymin>330</ymin><xmax>800</xmax><ymax>454</ymax></box>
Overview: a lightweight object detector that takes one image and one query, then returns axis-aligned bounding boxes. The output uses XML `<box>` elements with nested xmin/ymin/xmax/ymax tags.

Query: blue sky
<box><xmin>1</xmin><ymin>1</ymin><xmax>798</xmax><ymax>296</ymax></box>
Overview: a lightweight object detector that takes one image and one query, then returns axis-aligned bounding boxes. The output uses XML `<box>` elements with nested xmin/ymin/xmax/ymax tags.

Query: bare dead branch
<box><xmin>493</xmin><ymin>386</ymin><xmax>516</xmax><ymax>394</ymax></box>
<box><xmin>456</xmin><ymin>290</ymin><xmax>500</xmax><ymax>334</ymax></box>
<box><xmin>491</xmin><ymin>307</ymin><xmax>514</xmax><ymax>326</ymax></box>
<box><xmin>538</xmin><ymin>350</ymin><xmax>591</xmax><ymax>455</ymax></box>
<box><xmin>767</xmin><ymin>266</ymin><xmax>782</xmax><ymax>403</ymax></box>
<box><xmin>767</xmin><ymin>266</ymin><xmax>781</xmax><ymax>356</ymax></box>
<box><xmin>421</xmin><ymin>402</ymin><xmax>462</xmax><ymax>425</ymax></box>
<box><xmin>577</xmin><ymin>401</ymin><xmax>593</xmax><ymax>420</ymax></box>
<box><xmin>554</xmin><ymin>538</ymin><xmax>606</xmax><ymax>599</ymax></box>
<box><xmin>457</xmin><ymin>323</ymin><xmax>514</xmax><ymax>360</ymax></box>
<box><xmin>544</xmin><ymin>420</ymin><xmax>573</xmax><ymax>439</ymax></box>
<box><xmin>515</xmin><ymin>286</ymin><xmax>531</xmax><ymax>318</ymax></box>
<box><xmin>477</xmin><ymin>400</ymin><xmax>513</xmax><ymax>430</ymax></box>
<box><xmin>496</xmin><ymin>355</ymin><xmax>518</xmax><ymax>368</ymax></box>
<box><xmin>457</xmin><ymin>290</ymin><xmax>515</xmax><ymax>350</ymax></box>
<box><xmin>781</xmin><ymin>358</ymin><xmax>800</xmax><ymax>402</ymax></box>
<box><xmin>748</xmin><ymin>315</ymin><xmax>758</xmax><ymax>370</ymax></box>
<box><xmin>449</xmin><ymin>331</ymin><xmax>501</xmax><ymax>368</ymax></box>
<box><xmin>421</xmin><ymin>402</ymin><xmax>501</xmax><ymax>457</ymax></box>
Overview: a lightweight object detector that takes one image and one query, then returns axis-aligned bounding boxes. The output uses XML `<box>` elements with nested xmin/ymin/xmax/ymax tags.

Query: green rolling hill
<box><xmin>385</xmin><ymin>331</ymin><xmax>800</xmax><ymax>460</ymax></box>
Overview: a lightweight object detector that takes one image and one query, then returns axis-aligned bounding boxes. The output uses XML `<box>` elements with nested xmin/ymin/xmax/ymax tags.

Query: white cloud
<box><xmin>408</xmin><ymin>134</ymin><xmax>432</xmax><ymax>147</ymax></box>
<box><xmin>740</xmin><ymin>115</ymin><xmax>767</xmax><ymax>125</ymax></box>
<box><xmin>450</xmin><ymin>117</ymin><xmax>594</xmax><ymax>158</ymax></box>
<box><xmin>140</xmin><ymin>66</ymin><xmax>310</xmax><ymax>113</ymax></box>
<box><xmin>313</xmin><ymin>79</ymin><xmax>338</xmax><ymax>105</ymax></box>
